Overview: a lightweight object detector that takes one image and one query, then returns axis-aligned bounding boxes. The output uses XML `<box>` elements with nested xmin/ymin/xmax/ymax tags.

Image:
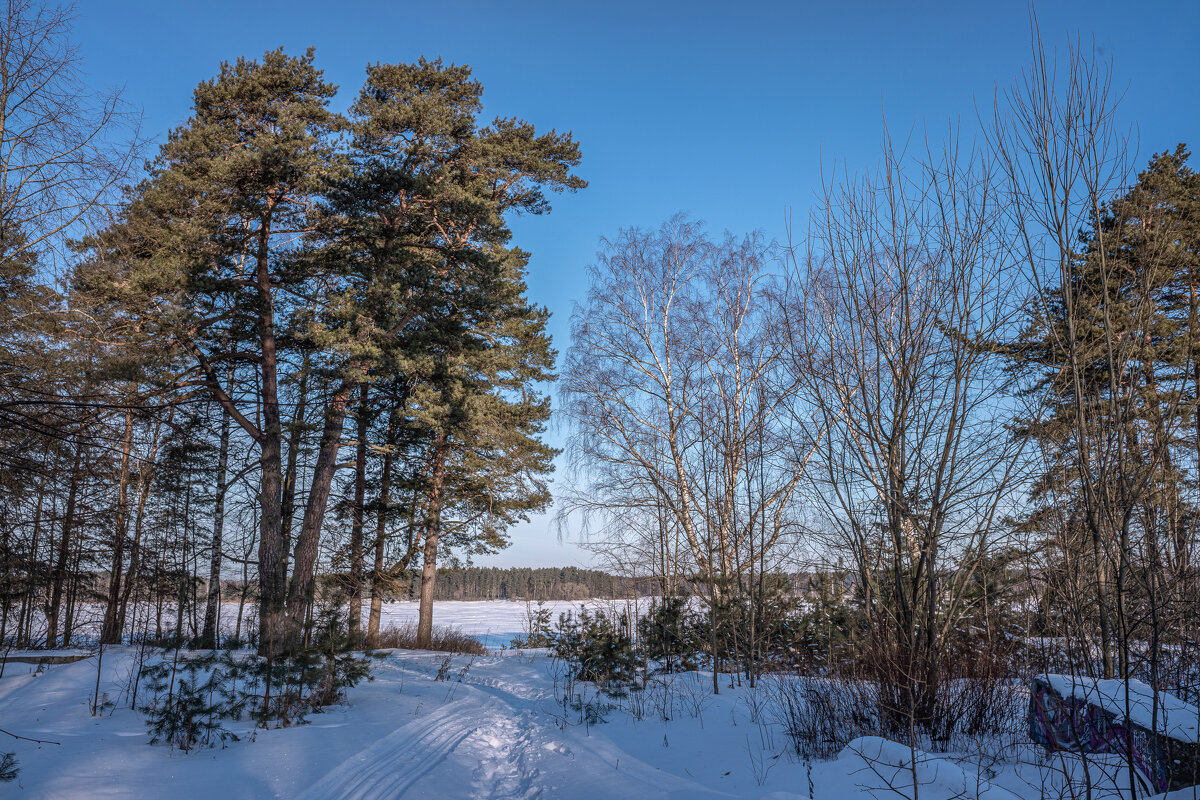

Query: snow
<box><xmin>1</xmin><ymin>645</ymin><xmax>739</xmax><ymax>798</ymax></box>
<box><xmin>1</xmin><ymin>649</ymin><xmax>91</xmax><ymax>662</ymax></box>
<box><xmin>1040</xmin><ymin>674</ymin><xmax>1200</xmax><ymax>743</ymax></box>
<box><xmin>0</xmin><ymin>602</ymin><xmax>1193</xmax><ymax>799</ymax></box>
<box><xmin>368</xmin><ymin>598</ymin><xmax>646</xmax><ymax>649</ymax></box>
<box><xmin>835</xmin><ymin>737</ymin><xmax>1022</xmax><ymax>799</ymax></box>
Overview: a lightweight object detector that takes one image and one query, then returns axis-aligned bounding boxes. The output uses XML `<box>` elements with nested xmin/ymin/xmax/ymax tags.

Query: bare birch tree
<box><xmin>562</xmin><ymin>216</ymin><xmax>807</xmax><ymax>689</ymax></box>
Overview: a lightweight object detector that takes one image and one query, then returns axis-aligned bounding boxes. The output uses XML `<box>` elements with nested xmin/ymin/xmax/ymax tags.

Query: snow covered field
<box><xmin>365</xmin><ymin>598</ymin><xmax>647</xmax><ymax>649</ymax></box>
<box><xmin>0</xmin><ymin>601</ymin><xmax>1185</xmax><ymax>799</ymax></box>
<box><xmin>32</xmin><ymin>599</ymin><xmax>643</xmax><ymax>651</ymax></box>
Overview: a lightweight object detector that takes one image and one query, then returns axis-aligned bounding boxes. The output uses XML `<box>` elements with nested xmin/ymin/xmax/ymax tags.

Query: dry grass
<box><xmin>372</xmin><ymin>623</ymin><xmax>487</xmax><ymax>655</ymax></box>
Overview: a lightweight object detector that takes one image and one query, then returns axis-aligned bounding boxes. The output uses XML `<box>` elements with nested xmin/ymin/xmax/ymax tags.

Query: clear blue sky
<box><xmin>73</xmin><ymin>0</ymin><xmax>1199</xmax><ymax>568</ymax></box>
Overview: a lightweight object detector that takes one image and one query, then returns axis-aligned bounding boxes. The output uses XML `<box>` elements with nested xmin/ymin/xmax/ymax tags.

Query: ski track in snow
<box><xmin>296</xmin><ymin>658</ymin><xmax>552</xmax><ymax>800</ymax></box>
<box><xmin>298</xmin><ymin>655</ymin><xmax>730</xmax><ymax>800</ymax></box>
<box><xmin>295</xmin><ymin>700</ymin><xmax>481</xmax><ymax>800</ymax></box>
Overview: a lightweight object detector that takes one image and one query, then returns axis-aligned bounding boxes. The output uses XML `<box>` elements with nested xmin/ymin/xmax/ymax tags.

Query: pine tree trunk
<box><xmin>63</xmin><ymin>546</ymin><xmax>82</xmax><ymax>647</ymax></box>
<box><xmin>1</xmin><ymin>510</ymin><xmax>11</xmax><ymax>658</ymax></box>
<box><xmin>255</xmin><ymin>217</ymin><xmax>288</xmax><ymax>655</ymax></box>
<box><xmin>177</xmin><ymin>482</ymin><xmax>192</xmax><ymax>639</ymax></box>
<box><xmin>101</xmin><ymin>406</ymin><xmax>135</xmax><ymax>644</ymax></box>
<box><xmin>280</xmin><ymin>351</ymin><xmax>311</xmax><ymax>591</ymax></box>
<box><xmin>1190</xmin><ymin>281</ymin><xmax>1200</xmax><ymax>590</ymax></box>
<box><xmin>19</xmin><ymin>470</ymin><xmax>46</xmax><ymax>648</ymax></box>
<box><xmin>47</xmin><ymin>439</ymin><xmax>84</xmax><ymax>648</ymax></box>
<box><xmin>367</xmin><ymin>412</ymin><xmax>396</xmax><ymax>646</ymax></box>
<box><xmin>416</xmin><ymin>435</ymin><xmax>449</xmax><ymax>650</ymax></box>
<box><xmin>284</xmin><ymin>380</ymin><xmax>355</xmax><ymax>634</ymax></box>
<box><xmin>119</xmin><ymin>410</ymin><xmax>167</xmax><ymax>638</ymax></box>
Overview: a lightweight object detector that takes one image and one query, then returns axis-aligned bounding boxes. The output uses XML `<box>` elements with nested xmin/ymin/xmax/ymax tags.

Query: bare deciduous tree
<box><xmin>562</xmin><ymin>216</ymin><xmax>807</xmax><ymax>687</ymax></box>
<box><xmin>0</xmin><ymin>0</ymin><xmax>139</xmax><ymax>266</ymax></box>
<box><xmin>782</xmin><ymin>129</ymin><xmax>1026</xmax><ymax>736</ymax></box>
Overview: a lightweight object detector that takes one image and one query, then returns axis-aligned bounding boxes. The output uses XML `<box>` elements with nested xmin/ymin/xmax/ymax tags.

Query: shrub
<box><xmin>138</xmin><ymin>604</ymin><xmax>376</xmax><ymax>746</ymax></box>
<box><xmin>139</xmin><ymin>650</ymin><xmax>241</xmax><ymax>751</ymax></box>
<box><xmin>372</xmin><ymin>623</ymin><xmax>487</xmax><ymax>655</ymax></box>
<box><xmin>510</xmin><ymin>601</ymin><xmax>555</xmax><ymax>649</ymax></box>
<box><xmin>765</xmin><ymin>674</ymin><xmax>875</xmax><ymax>760</ymax></box>
<box><xmin>553</xmin><ymin>609</ymin><xmax>640</xmax><ymax>696</ymax></box>
<box><xmin>638</xmin><ymin>597</ymin><xmax>702</xmax><ymax>673</ymax></box>
<box><xmin>0</xmin><ymin>753</ymin><xmax>17</xmax><ymax>783</ymax></box>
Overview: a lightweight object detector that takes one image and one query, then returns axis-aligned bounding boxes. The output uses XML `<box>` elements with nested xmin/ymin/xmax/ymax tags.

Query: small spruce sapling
<box><xmin>0</xmin><ymin>752</ymin><xmax>17</xmax><ymax>783</ymax></box>
<box><xmin>140</xmin><ymin>651</ymin><xmax>239</xmax><ymax>751</ymax></box>
<box><xmin>510</xmin><ymin>601</ymin><xmax>554</xmax><ymax>648</ymax></box>
<box><xmin>553</xmin><ymin>609</ymin><xmax>640</xmax><ymax>698</ymax></box>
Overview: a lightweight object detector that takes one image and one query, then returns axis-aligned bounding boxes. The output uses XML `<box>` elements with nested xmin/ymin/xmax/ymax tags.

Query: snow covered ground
<box><xmin>0</xmin><ymin>601</ymin><xmax>1188</xmax><ymax>799</ymax></box>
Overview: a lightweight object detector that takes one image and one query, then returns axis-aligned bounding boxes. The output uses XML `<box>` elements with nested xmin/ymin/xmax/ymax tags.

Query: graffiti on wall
<box><xmin>1028</xmin><ymin>677</ymin><xmax>1167</xmax><ymax>793</ymax></box>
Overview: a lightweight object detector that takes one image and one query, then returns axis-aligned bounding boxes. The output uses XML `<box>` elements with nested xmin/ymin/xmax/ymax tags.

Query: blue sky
<box><xmin>74</xmin><ymin>1</ymin><xmax>1199</xmax><ymax>568</ymax></box>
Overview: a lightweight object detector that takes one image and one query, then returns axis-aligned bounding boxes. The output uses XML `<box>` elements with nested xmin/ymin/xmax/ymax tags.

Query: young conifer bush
<box><xmin>137</xmin><ymin>604</ymin><xmax>375</xmax><ymax>747</ymax></box>
<box><xmin>510</xmin><ymin>601</ymin><xmax>555</xmax><ymax>649</ymax></box>
<box><xmin>0</xmin><ymin>753</ymin><xmax>17</xmax><ymax>783</ymax></box>
<box><xmin>553</xmin><ymin>609</ymin><xmax>640</xmax><ymax>697</ymax></box>
<box><xmin>638</xmin><ymin>597</ymin><xmax>702</xmax><ymax>673</ymax></box>
<box><xmin>139</xmin><ymin>651</ymin><xmax>240</xmax><ymax>751</ymax></box>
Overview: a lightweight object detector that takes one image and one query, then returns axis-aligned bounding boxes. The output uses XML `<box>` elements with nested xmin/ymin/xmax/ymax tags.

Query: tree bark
<box><xmin>367</xmin><ymin>409</ymin><xmax>397</xmax><ymax>646</ymax></box>
<box><xmin>283</xmin><ymin>380</ymin><xmax>355</xmax><ymax>636</ymax></box>
<box><xmin>118</xmin><ymin>409</ymin><xmax>167</xmax><ymax>638</ymax></box>
<box><xmin>201</xmin><ymin>401</ymin><xmax>231</xmax><ymax>648</ymax></box>
<box><xmin>47</xmin><ymin>438</ymin><xmax>84</xmax><ymax>648</ymax></box>
<box><xmin>255</xmin><ymin>214</ymin><xmax>288</xmax><ymax>655</ymax></box>
<box><xmin>280</xmin><ymin>351</ymin><xmax>311</xmax><ymax>590</ymax></box>
<box><xmin>101</xmin><ymin>405</ymin><xmax>135</xmax><ymax>644</ymax></box>
<box><xmin>416</xmin><ymin>435</ymin><xmax>449</xmax><ymax>650</ymax></box>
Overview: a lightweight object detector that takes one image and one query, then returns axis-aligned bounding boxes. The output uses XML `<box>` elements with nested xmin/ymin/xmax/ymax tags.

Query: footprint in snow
<box><xmin>542</xmin><ymin>742</ymin><xmax>572</xmax><ymax>758</ymax></box>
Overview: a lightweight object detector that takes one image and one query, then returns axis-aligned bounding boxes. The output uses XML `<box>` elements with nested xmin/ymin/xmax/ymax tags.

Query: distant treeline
<box><xmin>394</xmin><ymin>567</ymin><xmax>660</xmax><ymax>601</ymax></box>
<box><xmin>384</xmin><ymin>567</ymin><xmax>831</xmax><ymax>602</ymax></box>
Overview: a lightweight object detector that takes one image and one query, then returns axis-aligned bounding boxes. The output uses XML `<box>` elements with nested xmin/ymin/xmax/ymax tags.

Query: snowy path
<box><xmin>295</xmin><ymin>701</ymin><xmax>481</xmax><ymax>800</ymax></box>
<box><xmin>299</xmin><ymin>655</ymin><xmax>731</xmax><ymax>800</ymax></box>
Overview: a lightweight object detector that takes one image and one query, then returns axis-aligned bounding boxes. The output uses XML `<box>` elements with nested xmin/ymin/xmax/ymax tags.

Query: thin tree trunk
<box><xmin>119</xmin><ymin>409</ymin><xmax>167</xmax><ymax>638</ymax></box>
<box><xmin>367</xmin><ymin>410</ymin><xmax>397</xmax><ymax>645</ymax></box>
<box><xmin>280</xmin><ymin>351</ymin><xmax>312</xmax><ymax>591</ymax></box>
<box><xmin>348</xmin><ymin>382</ymin><xmax>368</xmax><ymax>638</ymax></box>
<box><xmin>63</xmin><ymin>544</ymin><xmax>82</xmax><ymax>647</ymax></box>
<box><xmin>18</xmin><ymin>470</ymin><xmax>46</xmax><ymax>648</ymax></box>
<box><xmin>201</xmin><ymin>401</ymin><xmax>232</xmax><ymax>648</ymax></box>
<box><xmin>47</xmin><ymin>438</ymin><xmax>84</xmax><ymax>648</ymax></box>
<box><xmin>176</xmin><ymin>482</ymin><xmax>191</xmax><ymax>640</ymax></box>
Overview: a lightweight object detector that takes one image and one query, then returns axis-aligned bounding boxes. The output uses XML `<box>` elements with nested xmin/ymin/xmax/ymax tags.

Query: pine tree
<box><xmin>327</xmin><ymin>58</ymin><xmax>582</xmax><ymax>649</ymax></box>
<box><xmin>1011</xmin><ymin>145</ymin><xmax>1200</xmax><ymax>675</ymax></box>
<box><xmin>103</xmin><ymin>49</ymin><xmax>341</xmax><ymax>653</ymax></box>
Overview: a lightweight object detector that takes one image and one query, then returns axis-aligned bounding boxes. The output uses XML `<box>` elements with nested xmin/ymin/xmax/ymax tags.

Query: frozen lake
<box><xmin>369</xmin><ymin>598</ymin><xmax>650</xmax><ymax>648</ymax></box>
<box><xmin>20</xmin><ymin>598</ymin><xmax>655</xmax><ymax>650</ymax></box>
